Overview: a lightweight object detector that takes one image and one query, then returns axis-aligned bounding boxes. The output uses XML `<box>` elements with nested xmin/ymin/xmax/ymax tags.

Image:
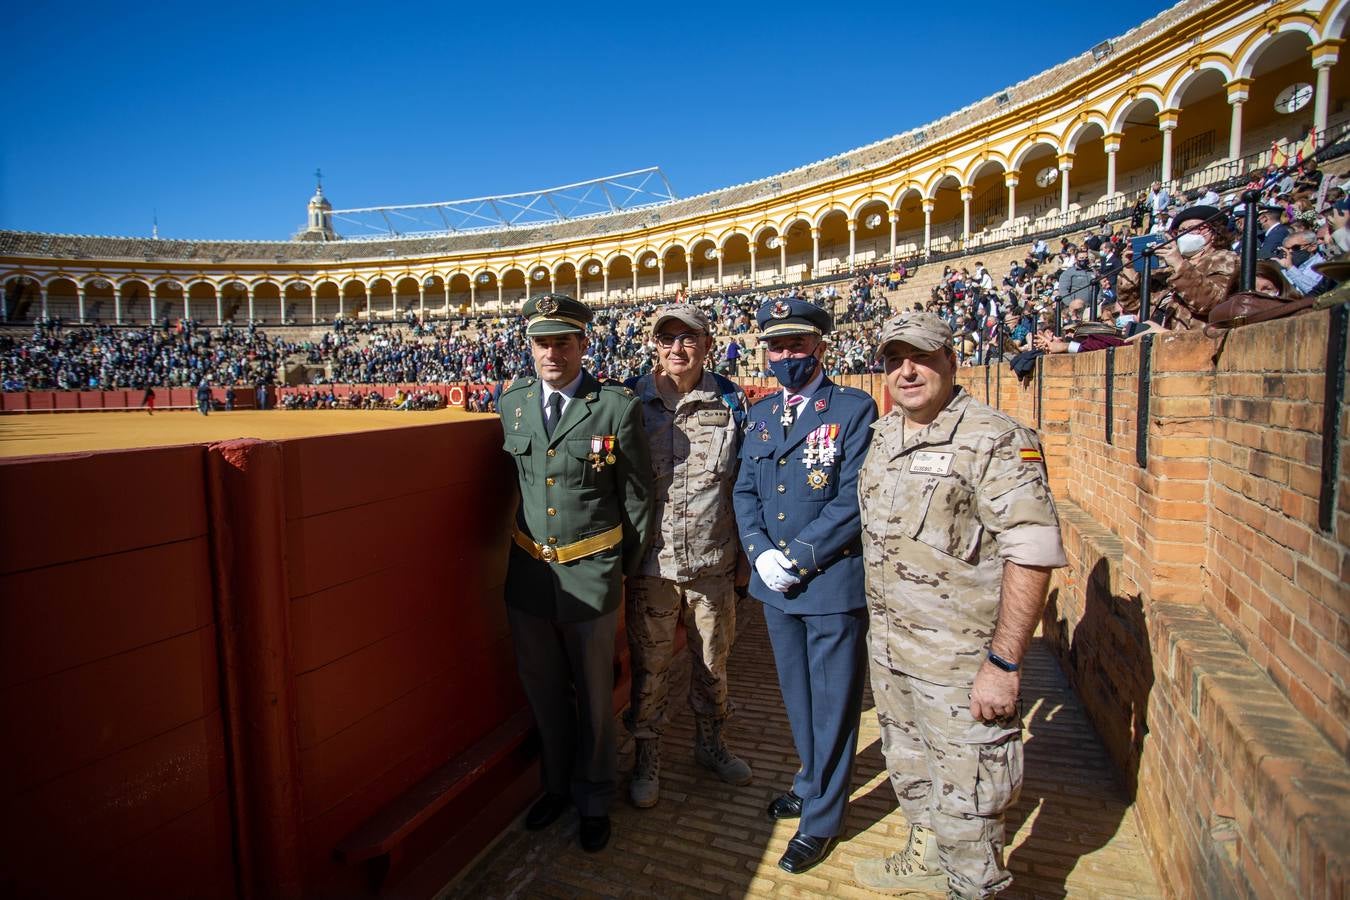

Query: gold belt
<box><xmin>512</xmin><ymin>524</ymin><xmax>622</xmax><ymax>564</ymax></box>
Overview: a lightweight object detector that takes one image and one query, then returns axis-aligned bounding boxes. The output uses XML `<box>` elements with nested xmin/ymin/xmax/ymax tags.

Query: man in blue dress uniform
<box><xmin>732</xmin><ymin>297</ymin><xmax>877</xmax><ymax>873</ymax></box>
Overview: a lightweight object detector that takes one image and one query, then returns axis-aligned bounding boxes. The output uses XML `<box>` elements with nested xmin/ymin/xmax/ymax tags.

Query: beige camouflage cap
<box><xmin>877</xmin><ymin>311</ymin><xmax>954</xmax><ymax>355</ymax></box>
<box><xmin>652</xmin><ymin>303</ymin><xmax>709</xmax><ymax>334</ymax></box>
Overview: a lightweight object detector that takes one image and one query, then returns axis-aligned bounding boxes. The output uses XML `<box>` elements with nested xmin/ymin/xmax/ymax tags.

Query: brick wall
<box><xmin>941</xmin><ymin>313</ymin><xmax>1349</xmax><ymax>899</ymax></box>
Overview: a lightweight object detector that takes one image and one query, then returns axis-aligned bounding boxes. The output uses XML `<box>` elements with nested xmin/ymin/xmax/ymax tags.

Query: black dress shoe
<box><xmin>579</xmin><ymin>815</ymin><xmax>611</xmax><ymax>852</ymax></box>
<box><xmin>524</xmin><ymin>793</ymin><xmax>569</xmax><ymax>831</ymax></box>
<box><xmin>766</xmin><ymin>790</ymin><xmax>804</xmax><ymax>820</ymax></box>
<box><xmin>778</xmin><ymin>832</ymin><xmax>836</xmax><ymax>874</ymax></box>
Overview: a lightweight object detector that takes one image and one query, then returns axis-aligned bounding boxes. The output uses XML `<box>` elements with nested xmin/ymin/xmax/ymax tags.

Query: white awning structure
<box><xmin>330</xmin><ymin>167</ymin><xmax>677</xmax><ymax>239</ymax></box>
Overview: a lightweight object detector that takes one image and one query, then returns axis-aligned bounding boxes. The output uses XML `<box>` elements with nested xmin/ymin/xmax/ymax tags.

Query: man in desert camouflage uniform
<box><xmin>624</xmin><ymin>304</ymin><xmax>753</xmax><ymax>808</ymax></box>
<box><xmin>852</xmin><ymin>312</ymin><xmax>1066</xmax><ymax>899</ymax></box>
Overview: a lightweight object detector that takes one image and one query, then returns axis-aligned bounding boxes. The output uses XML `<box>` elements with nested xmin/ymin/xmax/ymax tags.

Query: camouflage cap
<box><xmin>652</xmin><ymin>303</ymin><xmax>709</xmax><ymax>335</ymax></box>
<box><xmin>522</xmin><ymin>293</ymin><xmax>592</xmax><ymax>336</ymax></box>
<box><xmin>876</xmin><ymin>311</ymin><xmax>954</xmax><ymax>356</ymax></box>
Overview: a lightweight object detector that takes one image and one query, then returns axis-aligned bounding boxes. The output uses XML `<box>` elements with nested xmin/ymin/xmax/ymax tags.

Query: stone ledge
<box><xmin>1150</xmin><ymin>602</ymin><xmax>1349</xmax><ymax>899</ymax></box>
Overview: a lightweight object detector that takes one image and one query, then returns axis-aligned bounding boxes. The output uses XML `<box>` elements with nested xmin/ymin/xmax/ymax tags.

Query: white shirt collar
<box><xmin>541</xmin><ymin>370</ymin><xmax>584</xmax><ymax>409</ymax></box>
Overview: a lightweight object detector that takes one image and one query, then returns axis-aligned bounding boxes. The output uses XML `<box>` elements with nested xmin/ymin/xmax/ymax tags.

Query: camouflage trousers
<box><xmin>624</xmin><ymin>572</ymin><xmax>736</xmax><ymax>739</ymax></box>
<box><xmin>870</xmin><ymin>660</ymin><xmax>1024</xmax><ymax>900</ymax></box>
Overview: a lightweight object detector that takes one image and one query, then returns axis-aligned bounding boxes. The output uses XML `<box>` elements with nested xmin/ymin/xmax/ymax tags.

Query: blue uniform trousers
<box><xmin>761</xmin><ymin>603</ymin><xmax>867</xmax><ymax>839</ymax></box>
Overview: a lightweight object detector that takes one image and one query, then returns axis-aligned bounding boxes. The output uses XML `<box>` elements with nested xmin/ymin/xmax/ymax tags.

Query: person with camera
<box><xmin>1274</xmin><ymin>228</ymin><xmax>1332</xmax><ymax>296</ymax></box>
<box><xmin>1151</xmin><ymin>205</ymin><xmax>1238</xmax><ymax>330</ymax></box>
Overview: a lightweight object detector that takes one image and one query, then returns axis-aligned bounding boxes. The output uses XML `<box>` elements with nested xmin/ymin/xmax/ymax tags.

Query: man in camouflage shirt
<box><xmin>624</xmin><ymin>304</ymin><xmax>753</xmax><ymax>808</ymax></box>
<box><xmin>852</xmin><ymin>312</ymin><xmax>1066</xmax><ymax>899</ymax></box>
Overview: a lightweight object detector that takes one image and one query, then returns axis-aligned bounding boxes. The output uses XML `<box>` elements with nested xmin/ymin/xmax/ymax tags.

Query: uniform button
<box><xmin>548</xmin><ymin>536</ymin><xmax>557</xmax><ymax>545</ymax></box>
<box><xmin>777</xmin><ymin>484</ymin><xmax>786</xmax><ymax>493</ymax></box>
<box><xmin>778</xmin><ymin>540</ymin><xmax>787</xmax><ymax>547</ymax></box>
<box><xmin>799</xmin><ymin>568</ymin><xmax>808</xmax><ymax>576</ymax></box>
<box><xmin>777</xmin><ymin>513</ymin><xmax>785</xmax><ymax>520</ymax></box>
<box><xmin>546</xmin><ymin>477</ymin><xmax>555</xmax><ymax>486</ymax></box>
<box><xmin>842</xmin><ymin>548</ymin><xmax>851</xmax><ymax>556</ymax></box>
<box><xmin>778</xmin><ymin>458</ymin><xmax>787</xmax><ymax>466</ymax></box>
<box><xmin>547</xmin><ymin>507</ymin><xmax>557</xmax><ymax>516</ymax></box>
<box><xmin>547</xmin><ymin>448</ymin><xmax>556</xmax><ymax>457</ymax></box>
<box><xmin>748</xmin><ymin>545</ymin><xmax>755</xmax><ymax>552</ymax></box>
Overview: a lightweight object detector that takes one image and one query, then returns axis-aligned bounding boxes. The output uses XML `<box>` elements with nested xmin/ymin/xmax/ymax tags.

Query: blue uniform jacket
<box><xmin>733</xmin><ymin>379</ymin><xmax>877</xmax><ymax>615</ymax></box>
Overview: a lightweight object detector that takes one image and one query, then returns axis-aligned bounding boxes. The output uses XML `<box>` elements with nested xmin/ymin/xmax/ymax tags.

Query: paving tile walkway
<box><xmin>441</xmin><ymin>600</ymin><xmax>1161</xmax><ymax>899</ymax></box>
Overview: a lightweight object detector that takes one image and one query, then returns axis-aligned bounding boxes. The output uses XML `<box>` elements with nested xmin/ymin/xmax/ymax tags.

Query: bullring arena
<box><xmin>3</xmin><ymin>1</ymin><xmax>1349</xmax><ymax>898</ymax></box>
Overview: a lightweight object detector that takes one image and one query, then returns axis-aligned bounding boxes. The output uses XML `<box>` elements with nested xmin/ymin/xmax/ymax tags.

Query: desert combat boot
<box><xmin>852</xmin><ymin>823</ymin><xmax>946</xmax><ymax>894</ymax></box>
<box><xmin>630</xmin><ymin>738</ymin><xmax>661</xmax><ymax>808</ymax></box>
<box><xmin>694</xmin><ymin>717</ymin><xmax>753</xmax><ymax>785</ymax></box>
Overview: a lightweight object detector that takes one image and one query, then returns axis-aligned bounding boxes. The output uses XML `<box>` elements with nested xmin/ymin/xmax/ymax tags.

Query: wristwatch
<box><xmin>987</xmin><ymin>651</ymin><xmax>1020</xmax><ymax>672</ymax></box>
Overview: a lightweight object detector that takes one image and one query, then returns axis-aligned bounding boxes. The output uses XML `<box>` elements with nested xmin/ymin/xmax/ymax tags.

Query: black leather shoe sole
<box><xmin>778</xmin><ymin>832</ymin><xmax>836</xmax><ymax>874</ymax></box>
<box><xmin>579</xmin><ymin>815</ymin><xmax>611</xmax><ymax>853</ymax></box>
<box><xmin>766</xmin><ymin>790</ymin><xmax>804</xmax><ymax>820</ymax></box>
<box><xmin>525</xmin><ymin>793</ymin><xmax>569</xmax><ymax>831</ymax></box>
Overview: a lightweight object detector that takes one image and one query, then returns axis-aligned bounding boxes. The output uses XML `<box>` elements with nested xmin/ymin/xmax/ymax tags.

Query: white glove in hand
<box><xmin>755</xmin><ymin>549</ymin><xmax>802</xmax><ymax>593</ymax></box>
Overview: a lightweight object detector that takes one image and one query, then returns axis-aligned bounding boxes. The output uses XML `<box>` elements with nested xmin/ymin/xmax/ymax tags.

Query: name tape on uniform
<box><xmin>909</xmin><ymin>451</ymin><xmax>954</xmax><ymax>476</ymax></box>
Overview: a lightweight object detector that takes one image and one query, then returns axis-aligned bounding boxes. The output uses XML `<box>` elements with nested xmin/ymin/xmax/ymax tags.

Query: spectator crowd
<box><xmin>4</xmin><ymin>157</ymin><xmax>1345</xmax><ymax>399</ymax></box>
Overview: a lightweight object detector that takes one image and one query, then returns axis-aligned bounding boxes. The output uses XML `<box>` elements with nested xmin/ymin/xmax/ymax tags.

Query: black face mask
<box><xmin>1290</xmin><ymin>249</ymin><xmax>1312</xmax><ymax>267</ymax></box>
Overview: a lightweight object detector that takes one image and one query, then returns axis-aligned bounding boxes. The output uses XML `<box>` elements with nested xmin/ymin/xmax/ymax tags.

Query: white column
<box><xmin>180</xmin><ymin>289</ymin><xmax>188</xmax><ymax>323</ymax></box>
<box><xmin>337</xmin><ymin>288</ymin><xmax>344</xmax><ymax>319</ymax></box>
<box><xmin>811</xmin><ymin>228</ymin><xmax>820</xmax><ymax>271</ymax></box>
<box><xmin>779</xmin><ymin>240</ymin><xmax>787</xmax><ymax>280</ymax></box>
<box><xmin>310</xmin><ymin>290</ymin><xmax>317</xmax><ymax>324</ymax></box>
<box><xmin>419</xmin><ymin>285</ymin><xmax>425</xmax><ymax>317</ymax></box>
<box><xmin>246</xmin><ymin>289</ymin><xmax>254</xmax><ymax>322</ymax></box>
<box><xmin>888</xmin><ymin>211</ymin><xmax>898</xmax><ymax>260</ymax></box>
<box><xmin>548</xmin><ymin>272</ymin><xmax>556</xmax><ymax>294</ymax></box>
<box><xmin>922</xmin><ymin>200</ymin><xmax>934</xmax><ymax>255</ymax></box>
<box><xmin>959</xmin><ymin>189</ymin><xmax>973</xmax><ymax>242</ymax></box>
<box><xmin>658</xmin><ymin>259</ymin><xmax>665</xmax><ymax>296</ymax></box>
<box><xmin>685</xmin><ymin>256</ymin><xmax>693</xmax><ymax>291</ymax></box>
<box><xmin>115</xmin><ymin>289</ymin><xmax>122</xmax><ymax>324</ymax></box>
<box><xmin>749</xmin><ymin>246</ymin><xmax>757</xmax><ymax>284</ymax></box>
<box><xmin>715</xmin><ymin>251</ymin><xmax>723</xmax><ymax>285</ymax></box>
<box><xmin>1103</xmin><ymin>134</ymin><xmax>1122</xmax><ymax>197</ymax></box>
<box><xmin>40</xmin><ymin>287</ymin><xmax>49</xmax><ymax>319</ymax></box>
<box><xmin>149</xmin><ymin>290</ymin><xmax>157</xmax><ymax>322</ymax></box>
<box><xmin>496</xmin><ymin>281</ymin><xmax>503</xmax><ymax>308</ymax></box>
<box><xmin>602</xmin><ymin>267</ymin><xmax>609</xmax><ymax>298</ymax></box>
<box><xmin>1311</xmin><ymin>42</ymin><xmax>1340</xmax><ymax>141</ymax></box>
<box><xmin>631</xmin><ymin>265</ymin><xmax>638</xmax><ymax>297</ymax></box>
<box><xmin>216</xmin><ymin>292</ymin><xmax>223</xmax><ymax>324</ymax></box>
<box><xmin>470</xmin><ymin>280</ymin><xmax>476</xmax><ymax>308</ymax></box>
<box><xmin>1057</xmin><ymin>153</ymin><xmax>1074</xmax><ymax>211</ymax></box>
<box><xmin>576</xmin><ymin>271</ymin><xmax>582</xmax><ymax>300</ymax></box>
<box><xmin>1158</xmin><ymin>109</ymin><xmax>1179</xmax><ymax>183</ymax></box>
<box><xmin>847</xmin><ymin>219</ymin><xmax>857</xmax><ymax>269</ymax></box>
<box><xmin>1004</xmin><ymin>172</ymin><xmax>1019</xmax><ymax>223</ymax></box>
<box><xmin>1225</xmin><ymin>80</ymin><xmax>1250</xmax><ymax>161</ymax></box>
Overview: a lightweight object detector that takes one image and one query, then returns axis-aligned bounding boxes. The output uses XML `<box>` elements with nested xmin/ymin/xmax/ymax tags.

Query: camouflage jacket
<box><xmin>632</xmin><ymin>370</ymin><xmax>746</xmax><ymax>581</ymax></box>
<box><xmin>858</xmin><ymin>388</ymin><xmax>1066</xmax><ymax>686</ymax></box>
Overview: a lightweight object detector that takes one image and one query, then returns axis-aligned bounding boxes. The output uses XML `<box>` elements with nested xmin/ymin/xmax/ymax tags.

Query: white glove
<box><xmin>755</xmin><ymin>549</ymin><xmax>802</xmax><ymax>593</ymax></box>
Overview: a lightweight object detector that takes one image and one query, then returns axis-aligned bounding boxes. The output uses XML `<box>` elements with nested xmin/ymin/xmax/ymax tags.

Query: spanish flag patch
<box><xmin>1019</xmin><ymin>448</ymin><xmax>1044</xmax><ymax>462</ymax></box>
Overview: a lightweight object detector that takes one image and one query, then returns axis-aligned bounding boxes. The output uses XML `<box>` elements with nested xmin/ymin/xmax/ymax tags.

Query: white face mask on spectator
<box><xmin>1176</xmin><ymin>232</ymin><xmax>1208</xmax><ymax>257</ymax></box>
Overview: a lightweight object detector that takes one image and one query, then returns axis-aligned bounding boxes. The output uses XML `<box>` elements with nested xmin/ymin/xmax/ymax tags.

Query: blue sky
<box><xmin>1</xmin><ymin>0</ymin><xmax>1174</xmax><ymax>241</ymax></box>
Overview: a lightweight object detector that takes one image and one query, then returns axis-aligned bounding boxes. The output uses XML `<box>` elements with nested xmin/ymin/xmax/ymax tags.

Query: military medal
<box><xmin>603</xmin><ymin>435</ymin><xmax>617</xmax><ymax>466</ymax></box>
<box><xmin>807</xmin><ymin>469</ymin><xmax>829</xmax><ymax>490</ymax></box>
<box><xmin>589</xmin><ymin>434</ymin><xmax>605</xmax><ymax>470</ymax></box>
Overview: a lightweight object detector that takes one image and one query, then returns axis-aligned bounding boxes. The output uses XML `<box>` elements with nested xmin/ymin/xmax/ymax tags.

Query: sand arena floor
<box><xmin>0</xmin><ymin>407</ymin><xmax>488</xmax><ymax>458</ymax></box>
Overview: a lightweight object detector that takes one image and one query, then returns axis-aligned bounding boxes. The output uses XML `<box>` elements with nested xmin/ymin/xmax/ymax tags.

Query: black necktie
<box><xmin>545</xmin><ymin>392</ymin><xmax>564</xmax><ymax>438</ymax></box>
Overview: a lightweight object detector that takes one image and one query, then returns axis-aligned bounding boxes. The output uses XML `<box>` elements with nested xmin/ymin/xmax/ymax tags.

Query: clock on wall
<box><xmin>1035</xmin><ymin>166</ymin><xmax>1059</xmax><ymax>188</ymax></box>
<box><xmin>1274</xmin><ymin>83</ymin><xmax>1313</xmax><ymax>114</ymax></box>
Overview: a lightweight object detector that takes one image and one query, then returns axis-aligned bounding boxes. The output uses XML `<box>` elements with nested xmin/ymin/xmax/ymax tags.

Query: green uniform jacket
<box><xmin>500</xmin><ymin>371</ymin><xmax>655</xmax><ymax>622</ymax></box>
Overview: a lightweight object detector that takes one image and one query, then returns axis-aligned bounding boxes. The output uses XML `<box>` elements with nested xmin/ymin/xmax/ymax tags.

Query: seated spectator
<box><xmin>1256</xmin><ymin>205</ymin><xmax>1291</xmax><ymax>260</ymax></box>
<box><xmin>1153</xmin><ymin>205</ymin><xmax>1238</xmax><ymax>329</ymax></box>
<box><xmin>1275</xmin><ymin>228</ymin><xmax>1332</xmax><ymax>296</ymax></box>
<box><xmin>1254</xmin><ymin>259</ymin><xmax>1303</xmax><ymax>299</ymax></box>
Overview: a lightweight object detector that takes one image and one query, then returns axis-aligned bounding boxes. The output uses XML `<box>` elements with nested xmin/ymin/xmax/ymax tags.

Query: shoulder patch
<box><xmin>600</xmin><ymin>382</ymin><xmax>635</xmax><ymax>397</ymax></box>
<box><xmin>501</xmin><ymin>377</ymin><xmax>532</xmax><ymax>395</ymax></box>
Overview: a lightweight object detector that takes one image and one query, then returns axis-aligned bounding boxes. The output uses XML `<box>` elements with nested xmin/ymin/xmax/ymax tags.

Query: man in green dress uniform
<box><xmin>498</xmin><ymin>294</ymin><xmax>655</xmax><ymax>853</ymax></box>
